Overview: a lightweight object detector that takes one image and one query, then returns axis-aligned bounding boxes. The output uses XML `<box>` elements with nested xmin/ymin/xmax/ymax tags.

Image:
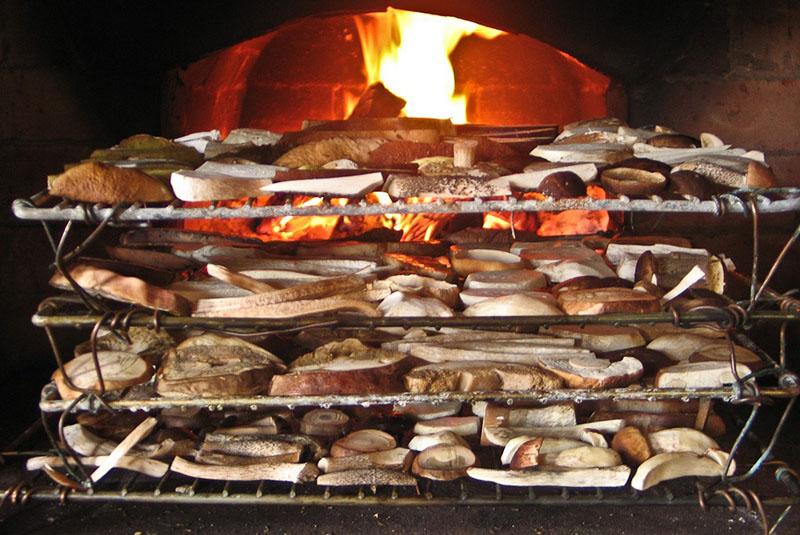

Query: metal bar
<box><xmin>0</xmin><ymin>487</ymin><xmax>796</xmax><ymax>507</ymax></box>
<box><xmin>12</xmin><ymin>190</ymin><xmax>800</xmax><ymax>222</ymax></box>
<box><xmin>30</xmin><ymin>310</ymin><xmax>800</xmax><ymax>331</ymax></box>
<box><xmin>36</xmin><ymin>385</ymin><xmax>798</xmax><ymax>413</ymax></box>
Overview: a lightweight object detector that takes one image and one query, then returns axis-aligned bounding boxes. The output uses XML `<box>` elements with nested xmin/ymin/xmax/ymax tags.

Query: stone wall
<box><xmin>629</xmin><ymin>1</ymin><xmax>800</xmax><ymax>186</ymax></box>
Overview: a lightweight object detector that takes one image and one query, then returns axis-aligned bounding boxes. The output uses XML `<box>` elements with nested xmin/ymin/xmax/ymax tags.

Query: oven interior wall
<box><xmin>1</xmin><ymin>0</ymin><xmax>799</xmax><ymax>441</ymax></box>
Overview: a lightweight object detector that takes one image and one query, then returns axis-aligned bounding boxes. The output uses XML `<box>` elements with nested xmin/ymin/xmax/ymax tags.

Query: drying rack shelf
<box><xmin>35</xmin><ymin>384</ymin><xmax>795</xmax><ymax>413</ymax></box>
<box><xmin>12</xmin><ymin>188</ymin><xmax>800</xmax><ymax>222</ymax></box>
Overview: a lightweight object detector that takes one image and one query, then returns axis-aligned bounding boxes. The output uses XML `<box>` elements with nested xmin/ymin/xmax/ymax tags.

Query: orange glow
<box><xmin>353</xmin><ymin>8</ymin><xmax>504</xmax><ymax>123</ymax></box>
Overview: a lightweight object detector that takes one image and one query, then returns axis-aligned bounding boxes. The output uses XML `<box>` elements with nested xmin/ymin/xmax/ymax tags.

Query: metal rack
<box><xmin>12</xmin><ymin>188</ymin><xmax>800</xmax><ymax>222</ymax></box>
<box><xmin>4</xmin><ymin>187</ymin><xmax>800</xmax><ymax>533</ymax></box>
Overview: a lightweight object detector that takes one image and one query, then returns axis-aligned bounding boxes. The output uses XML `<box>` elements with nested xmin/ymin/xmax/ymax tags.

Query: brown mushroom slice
<box><xmin>468</xmin><ymin>466</ymin><xmax>631</xmax><ymax>488</ymax></box>
<box><xmin>408</xmin><ymin>431</ymin><xmax>469</xmax><ymax>452</ymax></box>
<box><xmin>688</xmin><ymin>344</ymin><xmax>763</xmax><ymax>366</ymax></box>
<box><xmin>646</xmin><ymin>333</ymin><xmax>719</xmax><ymax>362</ymax></box>
<box><xmin>611</xmin><ymin>427</ymin><xmax>653</xmax><ymax>466</ymax></box>
<box><xmin>330</xmin><ymin>429</ymin><xmax>396</xmax><ymax>458</ymax></box>
<box><xmin>413</xmin><ymin>416</ymin><xmax>480</xmax><ymax>437</ymax></box>
<box><xmin>318</xmin><ymin>448</ymin><xmax>414</xmax><ymax>474</ymax></box>
<box><xmin>411</xmin><ymin>445</ymin><xmax>477</xmax><ymax>481</ymax></box>
<box><xmin>53</xmin><ymin>351</ymin><xmax>153</xmax><ymax>401</ymax></box>
<box><xmin>300</xmin><ymin>409</ymin><xmax>350</xmax><ymax>438</ymax></box>
<box><xmin>508</xmin><ymin>438</ymin><xmax>543</xmax><ymax>469</ymax></box>
<box><xmin>630</xmin><ymin>450</ymin><xmax>734</xmax><ymax>491</ymax></box>
<box><xmin>600</xmin><ymin>158</ymin><xmax>671</xmax><ymax>195</ymax></box>
<box><xmin>647</xmin><ymin>428</ymin><xmax>719</xmax><ymax>455</ymax></box>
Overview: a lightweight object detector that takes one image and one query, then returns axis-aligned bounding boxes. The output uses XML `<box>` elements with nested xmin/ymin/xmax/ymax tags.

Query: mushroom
<box><xmin>413</xmin><ymin>416</ymin><xmax>480</xmax><ymax>436</ymax></box>
<box><xmin>467</xmin><ymin>465</ymin><xmax>631</xmax><ymax>488</ymax></box>
<box><xmin>408</xmin><ymin>431</ymin><xmax>469</xmax><ymax>452</ymax></box>
<box><xmin>300</xmin><ymin>409</ymin><xmax>350</xmax><ymax>438</ymax></box>
<box><xmin>318</xmin><ymin>448</ymin><xmax>414</xmax><ymax>474</ymax></box>
<box><xmin>611</xmin><ymin>427</ymin><xmax>653</xmax><ymax>466</ymax></box>
<box><xmin>647</xmin><ymin>427</ymin><xmax>719</xmax><ymax>455</ymax></box>
<box><xmin>539</xmin><ymin>446</ymin><xmax>622</xmax><ymax>469</ymax></box>
<box><xmin>411</xmin><ymin>445</ymin><xmax>477</xmax><ymax>480</ymax></box>
<box><xmin>630</xmin><ymin>450</ymin><xmax>735</xmax><ymax>491</ymax></box>
<box><xmin>330</xmin><ymin>429</ymin><xmax>396</xmax><ymax>458</ymax></box>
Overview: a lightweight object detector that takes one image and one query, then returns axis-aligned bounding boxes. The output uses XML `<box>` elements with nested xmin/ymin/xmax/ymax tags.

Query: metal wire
<box><xmin>749</xmin><ymin>221</ymin><xmax>800</xmax><ymax>312</ymax></box>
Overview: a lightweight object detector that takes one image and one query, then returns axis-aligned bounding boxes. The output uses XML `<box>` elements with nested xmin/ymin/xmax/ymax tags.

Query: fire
<box><xmin>353</xmin><ymin>8</ymin><xmax>505</xmax><ymax>123</ymax></box>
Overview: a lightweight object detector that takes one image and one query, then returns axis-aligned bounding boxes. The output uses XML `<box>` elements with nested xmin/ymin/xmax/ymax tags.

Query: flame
<box><xmin>353</xmin><ymin>8</ymin><xmax>504</xmax><ymax>123</ymax></box>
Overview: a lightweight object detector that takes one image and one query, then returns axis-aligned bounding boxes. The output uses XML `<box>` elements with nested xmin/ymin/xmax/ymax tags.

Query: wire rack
<box><xmin>4</xmin><ymin>181</ymin><xmax>800</xmax><ymax>533</ymax></box>
<box><xmin>12</xmin><ymin>188</ymin><xmax>800</xmax><ymax>223</ymax></box>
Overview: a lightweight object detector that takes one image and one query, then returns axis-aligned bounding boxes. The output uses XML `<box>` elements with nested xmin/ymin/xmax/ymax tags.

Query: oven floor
<box><xmin>0</xmin><ymin>502</ymin><xmax>786</xmax><ymax>534</ymax></box>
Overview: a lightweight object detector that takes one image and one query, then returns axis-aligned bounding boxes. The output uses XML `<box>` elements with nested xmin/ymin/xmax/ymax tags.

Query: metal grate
<box><xmin>13</xmin><ymin>188</ymin><xmax>800</xmax><ymax>222</ymax></box>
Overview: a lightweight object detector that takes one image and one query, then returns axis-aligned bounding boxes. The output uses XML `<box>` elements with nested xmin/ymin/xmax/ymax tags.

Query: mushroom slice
<box><xmin>501</xmin><ymin>436</ymin><xmax>588</xmax><ymax>465</ymax></box>
<box><xmin>413</xmin><ymin>416</ymin><xmax>480</xmax><ymax>437</ymax></box>
<box><xmin>300</xmin><ymin>409</ymin><xmax>350</xmax><ymax>438</ymax></box>
<box><xmin>630</xmin><ymin>450</ymin><xmax>734</xmax><ymax>491</ymax></box>
<box><xmin>647</xmin><ymin>428</ymin><xmax>719</xmax><ymax>455</ymax></box>
<box><xmin>317</xmin><ymin>448</ymin><xmax>413</xmax><ymax>474</ymax></box>
<box><xmin>467</xmin><ymin>466</ymin><xmax>631</xmax><ymax>488</ymax></box>
<box><xmin>330</xmin><ymin>429</ymin><xmax>396</xmax><ymax>458</ymax></box>
<box><xmin>483</xmin><ymin>421</ymin><xmax>624</xmax><ymax>448</ymax></box>
<box><xmin>611</xmin><ymin>426</ymin><xmax>653</xmax><ymax>466</ymax></box>
<box><xmin>316</xmin><ymin>468</ymin><xmax>418</xmax><ymax>487</ymax></box>
<box><xmin>408</xmin><ymin>431</ymin><xmax>468</xmax><ymax>452</ymax></box>
<box><xmin>539</xmin><ymin>446</ymin><xmax>622</xmax><ymax>469</ymax></box>
<box><xmin>393</xmin><ymin>401</ymin><xmax>463</xmax><ymax>421</ymax></box>
<box><xmin>411</xmin><ymin>445</ymin><xmax>477</xmax><ymax>481</ymax></box>
<box><xmin>170</xmin><ymin>458</ymin><xmax>318</xmax><ymax>483</ymax></box>
<box><xmin>509</xmin><ymin>438</ymin><xmax>543</xmax><ymax>469</ymax></box>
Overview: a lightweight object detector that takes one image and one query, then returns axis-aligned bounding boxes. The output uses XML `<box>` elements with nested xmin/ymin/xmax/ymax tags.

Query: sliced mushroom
<box><xmin>392</xmin><ymin>401</ymin><xmax>462</xmax><ymax>421</ymax></box>
<box><xmin>330</xmin><ymin>429</ymin><xmax>396</xmax><ymax>458</ymax></box>
<box><xmin>300</xmin><ymin>409</ymin><xmax>350</xmax><ymax>438</ymax></box>
<box><xmin>647</xmin><ymin>427</ymin><xmax>719</xmax><ymax>455</ymax></box>
<box><xmin>411</xmin><ymin>445</ymin><xmax>477</xmax><ymax>480</ymax></box>
<box><xmin>408</xmin><ymin>431</ymin><xmax>469</xmax><ymax>452</ymax></box>
<box><xmin>413</xmin><ymin>416</ymin><xmax>480</xmax><ymax>436</ymax></box>
<box><xmin>467</xmin><ymin>465</ymin><xmax>631</xmax><ymax>488</ymax></box>
<box><xmin>611</xmin><ymin>426</ymin><xmax>653</xmax><ymax>466</ymax></box>
<box><xmin>482</xmin><ymin>420</ymin><xmax>624</xmax><ymax>448</ymax></box>
<box><xmin>508</xmin><ymin>438</ymin><xmax>543</xmax><ymax>469</ymax></box>
<box><xmin>170</xmin><ymin>458</ymin><xmax>319</xmax><ymax>483</ymax></box>
<box><xmin>539</xmin><ymin>446</ymin><xmax>622</xmax><ymax>469</ymax></box>
<box><xmin>316</xmin><ymin>468</ymin><xmax>418</xmax><ymax>487</ymax></box>
<box><xmin>630</xmin><ymin>450</ymin><xmax>734</xmax><ymax>490</ymax></box>
<box><xmin>317</xmin><ymin>448</ymin><xmax>414</xmax><ymax>474</ymax></box>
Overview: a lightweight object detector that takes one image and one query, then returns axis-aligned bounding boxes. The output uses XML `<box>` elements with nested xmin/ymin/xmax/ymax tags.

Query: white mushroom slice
<box><xmin>483</xmin><ymin>404</ymin><xmax>577</xmax><ymax>429</ymax></box>
<box><xmin>413</xmin><ymin>416</ymin><xmax>480</xmax><ymax>436</ymax></box>
<box><xmin>372</xmin><ymin>275</ymin><xmax>459</xmax><ymax>307</ymax></box>
<box><xmin>655</xmin><ymin>362</ymin><xmax>752</xmax><ymax>389</ymax></box>
<box><xmin>689</xmin><ymin>344</ymin><xmax>763</xmax><ymax>365</ymax></box>
<box><xmin>330</xmin><ymin>429</ymin><xmax>396</xmax><ymax>458</ymax></box>
<box><xmin>393</xmin><ymin>401</ymin><xmax>463</xmax><ymax>421</ymax></box>
<box><xmin>630</xmin><ymin>451</ymin><xmax>734</xmax><ymax>491</ymax></box>
<box><xmin>27</xmin><ymin>455</ymin><xmax>168</xmax><ymax>479</ymax></box>
<box><xmin>646</xmin><ymin>334</ymin><xmax>718</xmax><ymax>361</ymax></box>
<box><xmin>317</xmin><ymin>448</ymin><xmax>413</xmax><ymax>474</ymax></box>
<box><xmin>482</xmin><ymin>420</ymin><xmax>625</xmax><ymax>448</ymax></box>
<box><xmin>407</xmin><ymin>344</ymin><xmax>592</xmax><ymax>365</ymax></box>
<box><xmin>411</xmin><ymin>445</ymin><xmax>476</xmax><ymax>480</ymax></box>
<box><xmin>536</xmin><ymin>259</ymin><xmax>617</xmax><ymax>283</ymax></box>
<box><xmin>700</xmin><ymin>133</ymin><xmax>725</xmax><ymax>148</ymax></box>
<box><xmin>451</xmin><ymin>248</ymin><xmax>524</xmax><ymax>276</ymax></box>
<box><xmin>539</xmin><ymin>446</ymin><xmax>622</xmax><ymax>469</ymax></box>
<box><xmin>408</xmin><ymin>431</ymin><xmax>468</xmax><ymax>452</ymax></box>
<box><xmin>378</xmin><ymin>291</ymin><xmax>453</xmax><ymax>317</ymax></box>
<box><xmin>170</xmin><ymin>458</ymin><xmax>318</xmax><ymax>482</ymax></box>
<box><xmin>647</xmin><ymin>428</ymin><xmax>720</xmax><ymax>455</ymax></box>
<box><xmin>464</xmin><ymin>293</ymin><xmax>564</xmax><ymax>317</ymax></box>
<box><xmin>464</xmin><ymin>269</ymin><xmax>547</xmax><ymax>291</ymax></box>
<box><xmin>540</xmin><ymin>325</ymin><xmax>646</xmax><ymax>352</ymax></box>
<box><xmin>468</xmin><ymin>466</ymin><xmax>631</xmax><ymax>487</ymax></box>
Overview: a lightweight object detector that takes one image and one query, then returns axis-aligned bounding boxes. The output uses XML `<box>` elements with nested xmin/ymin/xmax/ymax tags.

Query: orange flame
<box><xmin>353</xmin><ymin>8</ymin><xmax>505</xmax><ymax>123</ymax></box>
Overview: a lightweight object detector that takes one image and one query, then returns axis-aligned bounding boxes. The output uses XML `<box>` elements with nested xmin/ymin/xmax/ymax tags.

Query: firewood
<box><xmin>348</xmin><ymin>82</ymin><xmax>406</xmax><ymax>118</ymax></box>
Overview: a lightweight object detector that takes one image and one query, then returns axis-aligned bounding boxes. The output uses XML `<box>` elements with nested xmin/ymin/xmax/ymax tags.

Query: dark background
<box><xmin>0</xmin><ymin>1</ymin><xmax>799</xmax><ymax>531</ymax></box>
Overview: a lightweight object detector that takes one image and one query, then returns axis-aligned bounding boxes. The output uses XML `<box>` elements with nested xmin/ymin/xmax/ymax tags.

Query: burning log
<box><xmin>348</xmin><ymin>82</ymin><xmax>406</xmax><ymax>118</ymax></box>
